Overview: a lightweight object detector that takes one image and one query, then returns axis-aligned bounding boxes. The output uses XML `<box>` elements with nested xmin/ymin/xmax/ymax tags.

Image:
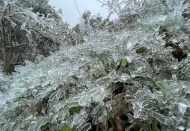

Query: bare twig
<box><xmin>96</xmin><ymin>124</ymin><xmax>99</xmax><ymax>131</ymax></box>
<box><xmin>114</xmin><ymin>111</ymin><xmax>123</xmax><ymax>131</ymax></box>
<box><xmin>125</xmin><ymin>122</ymin><xmax>136</xmax><ymax>131</ymax></box>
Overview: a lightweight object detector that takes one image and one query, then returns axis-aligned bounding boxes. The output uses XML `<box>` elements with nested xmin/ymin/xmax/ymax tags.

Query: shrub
<box><xmin>0</xmin><ymin>0</ymin><xmax>190</xmax><ymax>131</ymax></box>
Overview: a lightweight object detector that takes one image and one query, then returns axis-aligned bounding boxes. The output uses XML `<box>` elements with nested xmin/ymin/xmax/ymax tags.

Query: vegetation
<box><xmin>0</xmin><ymin>0</ymin><xmax>84</xmax><ymax>74</ymax></box>
<box><xmin>0</xmin><ymin>0</ymin><xmax>190</xmax><ymax>131</ymax></box>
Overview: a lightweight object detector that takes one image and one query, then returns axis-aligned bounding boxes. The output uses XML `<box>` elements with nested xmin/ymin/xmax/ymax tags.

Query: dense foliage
<box><xmin>0</xmin><ymin>0</ymin><xmax>84</xmax><ymax>74</ymax></box>
<box><xmin>1</xmin><ymin>0</ymin><xmax>190</xmax><ymax>131</ymax></box>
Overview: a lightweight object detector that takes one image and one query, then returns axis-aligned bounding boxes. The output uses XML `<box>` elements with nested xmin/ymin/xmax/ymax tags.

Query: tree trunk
<box><xmin>0</xmin><ymin>1</ymin><xmax>14</xmax><ymax>74</ymax></box>
<box><xmin>1</xmin><ymin>19</ymin><xmax>7</xmax><ymax>72</ymax></box>
<box><xmin>1</xmin><ymin>18</ymin><xmax>12</xmax><ymax>74</ymax></box>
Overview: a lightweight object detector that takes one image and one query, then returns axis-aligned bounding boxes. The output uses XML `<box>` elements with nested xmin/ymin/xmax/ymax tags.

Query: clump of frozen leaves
<box><xmin>0</xmin><ymin>0</ymin><xmax>190</xmax><ymax>131</ymax></box>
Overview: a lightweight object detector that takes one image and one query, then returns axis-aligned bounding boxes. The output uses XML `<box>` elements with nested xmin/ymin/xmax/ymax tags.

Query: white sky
<box><xmin>49</xmin><ymin>0</ymin><xmax>117</xmax><ymax>27</ymax></box>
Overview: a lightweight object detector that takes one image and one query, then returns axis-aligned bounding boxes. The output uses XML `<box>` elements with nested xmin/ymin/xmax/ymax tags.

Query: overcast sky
<box><xmin>49</xmin><ymin>0</ymin><xmax>117</xmax><ymax>27</ymax></box>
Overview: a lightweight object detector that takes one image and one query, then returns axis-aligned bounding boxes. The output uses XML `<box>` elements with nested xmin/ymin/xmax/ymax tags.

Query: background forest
<box><xmin>0</xmin><ymin>0</ymin><xmax>190</xmax><ymax>131</ymax></box>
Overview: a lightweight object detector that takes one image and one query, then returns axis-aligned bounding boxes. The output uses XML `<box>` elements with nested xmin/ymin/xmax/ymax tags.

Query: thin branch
<box><xmin>114</xmin><ymin>111</ymin><xmax>123</xmax><ymax>131</ymax></box>
<box><xmin>125</xmin><ymin>122</ymin><xmax>136</xmax><ymax>131</ymax></box>
<box><xmin>96</xmin><ymin>124</ymin><xmax>99</xmax><ymax>131</ymax></box>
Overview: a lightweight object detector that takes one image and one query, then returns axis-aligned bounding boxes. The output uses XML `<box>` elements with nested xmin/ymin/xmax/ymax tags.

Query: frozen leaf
<box><xmin>120</xmin><ymin>73</ymin><xmax>130</xmax><ymax>81</ymax></box>
<box><xmin>91</xmin><ymin>104</ymin><xmax>101</xmax><ymax>115</ymax></box>
<box><xmin>1</xmin><ymin>122</ymin><xmax>15</xmax><ymax>131</ymax></box>
<box><xmin>73</xmin><ymin>114</ymin><xmax>84</xmax><ymax>125</ymax></box>
<box><xmin>155</xmin><ymin>81</ymin><xmax>165</xmax><ymax>90</ymax></box>
<box><xmin>178</xmin><ymin>126</ymin><xmax>185</xmax><ymax>131</ymax></box>
<box><xmin>152</xmin><ymin>111</ymin><xmax>174</xmax><ymax>125</ymax></box>
<box><xmin>80</xmin><ymin>123</ymin><xmax>91</xmax><ymax>131</ymax></box>
<box><xmin>178</xmin><ymin>99</ymin><xmax>190</xmax><ymax>114</ymax></box>
<box><xmin>98</xmin><ymin>115</ymin><xmax>107</xmax><ymax>123</ymax></box>
<box><xmin>78</xmin><ymin>95</ymin><xmax>91</xmax><ymax>106</ymax></box>
<box><xmin>29</xmin><ymin>116</ymin><xmax>50</xmax><ymax>131</ymax></box>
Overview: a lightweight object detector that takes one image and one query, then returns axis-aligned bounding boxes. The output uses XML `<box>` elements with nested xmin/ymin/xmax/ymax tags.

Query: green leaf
<box><xmin>69</xmin><ymin>106</ymin><xmax>78</xmax><ymax>115</ymax></box>
<box><xmin>120</xmin><ymin>59</ymin><xmax>127</xmax><ymax>67</ymax></box>
<box><xmin>136</xmin><ymin>47</ymin><xmax>146</xmax><ymax>54</ymax></box>
<box><xmin>61</xmin><ymin>125</ymin><xmax>71</xmax><ymax>131</ymax></box>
